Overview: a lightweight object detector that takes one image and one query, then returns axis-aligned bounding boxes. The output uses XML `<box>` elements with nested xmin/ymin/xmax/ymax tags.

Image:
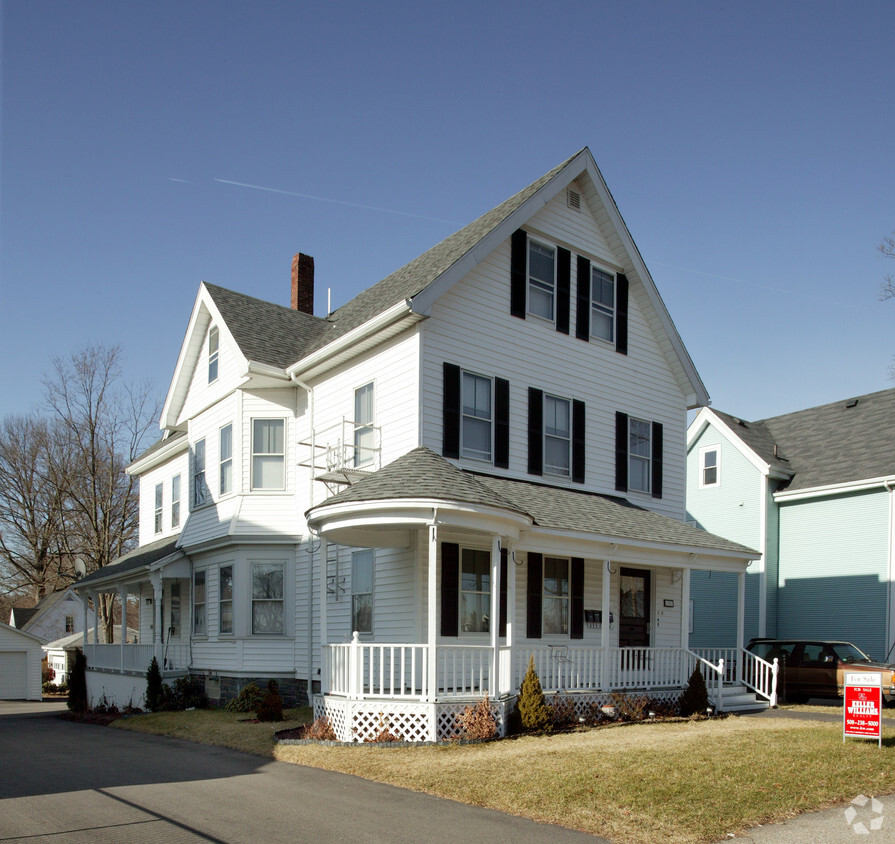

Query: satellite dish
<box><xmin>73</xmin><ymin>558</ymin><xmax>87</xmax><ymax>579</ymax></box>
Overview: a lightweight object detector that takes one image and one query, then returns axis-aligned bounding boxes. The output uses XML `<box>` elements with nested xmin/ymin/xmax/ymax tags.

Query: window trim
<box><xmin>171</xmin><ymin>474</ymin><xmax>181</xmax><ymax>528</ymax></box>
<box><xmin>542</xmin><ymin>556</ymin><xmax>570</xmax><ymax>636</ymax></box>
<box><xmin>543</xmin><ymin>394</ymin><xmax>572</xmax><ymax>478</ymax></box>
<box><xmin>219</xmin><ymin>423</ymin><xmax>234</xmax><ymax>496</ymax></box>
<box><xmin>193</xmin><ymin>570</ymin><xmax>206</xmax><ymax>636</ymax></box>
<box><xmin>208</xmin><ymin>326</ymin><xmax>220</xmax><ymax>384</ymax></box>
<box><xmin>219</xmin><ymin>564</ymin><xmax>233</xmax><ymax>636</ymax></box>
<box><xmin>459</xmin><ymin>547</ymin><xmax>492</xmax><ymax>635</ymax></box>
<box><xmin>628</xmin><ymin>417</ymin><xmax>652</xmax><ymax>495</ymax></box>
<box><xmin>154</xmin><ymin>482</ymin><xmax>163</xmax><ymax>534</ymax></box>
<box><xmin>251</xmin><ymin>418</ymin><xmax>286</xmax><ymax>491</ymax></box>
<box><xmin>527</xmin><ymin>238</ymin><xmax>557</xmax><ymax>322</ymax></box>
<box><xmin>353</xmin><ymin>382</ymin><xmax>375</xmax><ymax>468</ymax></box>
<box><xmin>699</xmin><ymin>445</ymin><xmax>720</xmax><ymax>488</ymax></box>
<box><xmin>590</xmin><ymin>264</ymin><xmax>616</xmax><ymax>344</ymax></box>
<box><xmin>351</xmin><ymin>549</ymin><xmax>374</xmax><ymax>635</ymax></box>
<box><xmin>251</xmin><ymin>561</ymin><xmax>285</xmax><ymax>635</ymax></box>
<box><xmin>193</xmin><ymin>438</ymin><xmax>209</xmax><ymax>508</ymax></box>
<box><xmin>461</xmin><ymin>370</ymin><xmax>493</xmax><ymax>463</ymax></box>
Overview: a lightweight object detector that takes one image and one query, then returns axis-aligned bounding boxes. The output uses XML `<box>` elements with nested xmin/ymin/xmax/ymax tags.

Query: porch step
<box><xmin>714</xmin><ymin>684</ymin><xmax>770</xmax><ymax>713</ymax></box>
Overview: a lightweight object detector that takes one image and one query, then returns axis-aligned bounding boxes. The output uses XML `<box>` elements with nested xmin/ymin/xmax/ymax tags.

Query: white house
<box><xmin>9</xmin><ymin>587</ymin><xmax>96</xmax><ymax>645</ymax></box>
<box><xmin>75</xmin><ymin>148</ymin><xmax>770</xmax><ymax>739</ymax></box>
<box><xmin>0</xmin><ymin>621</ymin><xmax>44</xmax><ymax>700</ymax></box>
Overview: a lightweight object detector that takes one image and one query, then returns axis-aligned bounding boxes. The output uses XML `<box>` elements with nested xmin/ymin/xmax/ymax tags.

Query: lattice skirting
<box><xmin>314</xmin><ymin>688</ymin><xmax>681</xmax><ymax>743</ymax></box>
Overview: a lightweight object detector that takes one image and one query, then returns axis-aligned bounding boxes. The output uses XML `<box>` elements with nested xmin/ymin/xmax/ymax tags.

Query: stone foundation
<box><xmin>190</xmin><ymin>674</ymin><xmax>317</xmax><ymax>708</ymax></box>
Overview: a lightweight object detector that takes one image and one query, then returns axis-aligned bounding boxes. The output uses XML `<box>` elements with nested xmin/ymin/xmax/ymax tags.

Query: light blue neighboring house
<box><xmin>686</xmin><ymin>387</ymin><xmax>895</xmax><ymax>661</ymax></box>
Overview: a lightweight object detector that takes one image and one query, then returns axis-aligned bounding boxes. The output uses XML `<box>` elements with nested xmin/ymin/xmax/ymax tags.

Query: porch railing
<box><xmin>685</xmin><ymin>649</ymin><xmax>725</xmax><ymax>710</ymax></box>
<box><xmin>84</xmin><ymin>643</ymin><xmax>190</xmax><ymax>673</ymax></box>
<box><xmin>692</xmin><ymin>647</ymin><xmax>779</xmax><ymax>707</ymax></box>
<box><xmin>324</xmin><ymin>641</ymin><xmax>731</xmax><ymax>703</ymax></box>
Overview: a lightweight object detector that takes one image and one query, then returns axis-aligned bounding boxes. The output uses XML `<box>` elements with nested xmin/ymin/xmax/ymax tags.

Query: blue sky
<box><xmin>2</xmin><ymin>1</ymin><xmax>893</xmax><ymax>425</ymax></box>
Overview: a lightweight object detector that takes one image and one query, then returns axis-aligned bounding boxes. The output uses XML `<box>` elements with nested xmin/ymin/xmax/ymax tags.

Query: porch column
<box><xmin>426</xmin><ymin>525</ymin><xmax>438</xmax><ymax>712</ymax></box>
<box><xmin>319</xmin><ymin>536</ymin><xmax>328</xmax><ymax>692</ymax></box>
<box><xmin>118</xmin><ymin>586</ymin><xmax>127</xmax><ymax>671</ymax></box>
<box><xmin>736</xmin><ymin>570</ymin><xmax>746</xmax><ymax>683</ymax></box>
<box><xmin>601</xmin><ymin>561</ymin><xmax>611</xmax><ymax>691</ymax></box>
<box><xmin>81</xmin><ymin>592</ymin><xmax>89</xmax><ymax>649</ymax></box>
<box><xmin>150</xmin><ymin>571</ymin><xmax>163</xmax><ymax>665</ymax></box>
<box><xmin>92</xmin><ymin>593</ymin><xmax>99</xmax><ymax>644</ymax></box>
<box><xmin>489</xmin><ymin>535</ymin><xmax>501</xmax><ymax>696</ymax></box>
<box><xmin>679</xmin><ymin>569</ymin><xmax>690</xmax><ymax>650</ymax></box>
<box><xmin>506</xmin><ymin>543</ymin><xmax>516</xmax><ymax>693</ymax></box>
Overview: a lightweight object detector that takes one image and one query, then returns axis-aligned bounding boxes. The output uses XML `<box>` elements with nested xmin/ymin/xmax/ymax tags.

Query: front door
<box><xmin>619</xmin><ymin>568</ymin><xmax>651</xmax><ymax>647</ymax></box>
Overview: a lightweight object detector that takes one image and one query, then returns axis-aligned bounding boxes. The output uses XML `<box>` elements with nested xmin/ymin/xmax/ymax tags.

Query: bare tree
<box><xmin>881</xmin><ymin>231</ymin><xmax>895</xmax><ymax>379</ymax></box>
<box><xmin>0</xmin><ymin>415</ymin><xmax>71</xmax><ymax>603</ymax></box>
<box><xmin>43</xmin><ymin>345</ymin><xmax>159</xmax><ymax>642</ymax></box>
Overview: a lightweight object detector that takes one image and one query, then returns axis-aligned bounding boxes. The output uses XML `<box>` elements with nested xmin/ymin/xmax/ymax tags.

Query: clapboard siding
<box><xmin>138</xmin><ymin>448</ymin><xmax>189</xmax><ymax>545</ymax></box>
<box><xmin>421</xmin><ymin>191</ymin><xmax>688</xmax><ymax>519</ymax></box>
<box><xmin>180</xmin><ymin>308</ymin><xmax>245</xmax><ymax>425</ymax></box>
<box><xmin>777</xmin><ymin>489</ymin><xmax>890</xmax><ymax>659</ymax></box>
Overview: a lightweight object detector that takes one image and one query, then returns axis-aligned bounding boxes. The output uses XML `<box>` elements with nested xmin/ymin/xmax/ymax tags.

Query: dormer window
<box><xmin>208</xmin><ymin>326</ymin><xmax>219</xmax><ymax>383</ymax></box>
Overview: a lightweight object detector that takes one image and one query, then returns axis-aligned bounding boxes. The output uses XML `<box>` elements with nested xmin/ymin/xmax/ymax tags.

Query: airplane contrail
<box><xmin>214</xmin><ymin>178</ymin><xmax>459</xmax><ymax>225</ymax></box>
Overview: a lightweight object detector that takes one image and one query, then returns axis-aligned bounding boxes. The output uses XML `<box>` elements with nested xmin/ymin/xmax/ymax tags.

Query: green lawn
<box><xmin>113</xmin><ymin>710</ymin><xmax>895</xmax><ymax>844</ymax></box>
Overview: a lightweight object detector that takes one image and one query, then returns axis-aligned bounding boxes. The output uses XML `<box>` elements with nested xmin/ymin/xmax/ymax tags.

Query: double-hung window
<box><xmin>171</xmin><ymin>475</ymin><xmax>181</xmax><ymax>528</ymax></box>
<box><xmin>628</xmin><ymin>418</ymin><xmax>652</xmax><ymax>494</ymax></box>
<box><xmin>170</xmin><ymin>582</ymin><xmax>181</xmax><ymax>637</ymax></box>
<box><xmin>460</xmin><ymin>549</ymin><xmax>490</xmax><ymax>633</ymax></box>
<box><xmin>544</xmin><ymin>395</ymin><xmax>571</xmax><ymax>477</ymax></box>
<box><xmin>461</xmin><ymin>372</ymin><xmax>492</xmax><ymax>461</ymax></box>
<box><xmin>351</xmin><ymin>550</ymin><xmax>373</xmax><ymax>634</ymax></box>
<box><xmin>219</xmin><ymin>565</ymin><xmax>233</xmax><ymax>635</ymax></box>
<box><xmin>252</xmin><ymin>419</ymin><xmax>285</xmax><ymax>490</ymax></box>
<box><xmin>64</xmin><ymin>615</ymin><xmax>74</xmax><ymax>634</ymax></box>
<box><xmin>219</xmin><ymin>424</ymin><xmax>233</xmax><ymax>495</ymax></box>
<box><xmin>252</xmin><ymin>562</ymin><xmax>284</xmax><ymax>634</ymax></box>
<box><xmin>591</xmin><ymin>266</ymin><xmax>615</xmax><ymax>342</ymax></box>
<box><xmin>354</xmin><ymin>383</ymin><xmax>375</xmax><ymax>468</ymax></box>
<box><xmin>193</xmin><ymin>439</ymin><xmax>209</xmax><ymax>507</ymax></box>
<box><xmin>528</xmin><ymin>240</ymin><xmax>556</xmax><ymax>321</ymax></box>
<box><xmin>543</xmin><ymin>557</ymin><xmax>569</xmax><ymax>635</ymax></box>
<box><xmin>700</xmin><ymin>446</ymin><xmax>720</xmax><ymax>487</ymax></box>
<box><xmin>208</xmin><ymin>326</ymin><xmax>219</xmax><ymax>383</ymax></box>
<box><xmin>193</xmin><ymin>570</ymin><xmax>206</xmax><ymax>635</ymax></box>
<box><xmin>154</xmin><ymin>483</ymin><xmax>163</xmax><ymax>533</ymax></box>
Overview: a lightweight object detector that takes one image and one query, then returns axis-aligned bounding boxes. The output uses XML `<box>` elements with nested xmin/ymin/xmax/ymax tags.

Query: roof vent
<box><xmin>567</xmin><ymin>188</ymin><xmax>581</xmax><ymax>211</ymax></box>
<box><xmin>845</xmin><ymin>398</ymin><xmax>859</xmax><ymax>409</ymax></box>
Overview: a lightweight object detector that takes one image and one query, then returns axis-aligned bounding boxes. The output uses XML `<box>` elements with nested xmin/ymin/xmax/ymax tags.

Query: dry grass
<box><xmin>115</xmin><ymin>710</ymin><xmax>895</xmax><ymax>844</ymax></box>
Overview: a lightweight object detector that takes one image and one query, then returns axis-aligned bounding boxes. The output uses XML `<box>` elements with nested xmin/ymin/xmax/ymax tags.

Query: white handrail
<box><xmin>739</xmin><ymin>648</ymin><xmax>779</xmax><ymax>707</ymax></box>
<box><xmin>685</xmin><ymin>649</ymin><xmax>725</xmax><ymax>711</ymax></box>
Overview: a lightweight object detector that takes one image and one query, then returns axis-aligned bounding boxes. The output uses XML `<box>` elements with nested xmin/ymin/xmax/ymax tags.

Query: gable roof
<box><xmin>709</xmin><ymin>387</ymin><xmax>895</xmax><ymax>492</ymax></box>
<box><xmin>311</xmin><ymin>447</ymin><xmax>755</xmax><ymax>557</ymax></box>
<box><xmin>9</xmin><ymin>606</ymin><xmax>38</xmax><ymax>628</ymax></box>
<box><xmin>10</xmin><ymin>588</ymin><xmax>82</xmax><ymax>633</ymax></box>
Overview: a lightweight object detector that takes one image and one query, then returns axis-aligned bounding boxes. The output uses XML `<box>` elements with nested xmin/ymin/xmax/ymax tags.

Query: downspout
<box><xmin>290</xmin><ymin>372</ymin><xmax>316</xmax><ymax>706</ymax></box>
<box><xmin>886</xmin><ymin>480</ymin><xmax>895</xmax><ymax>661</ymax></box>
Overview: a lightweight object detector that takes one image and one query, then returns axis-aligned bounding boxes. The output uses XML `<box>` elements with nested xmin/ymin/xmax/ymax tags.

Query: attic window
<box><xmin>208</xmin><ymin>326</ymin><xmax>220</xmax><ymax>383</ymax></box>
<box><xmin>567</xmin><ymin>188</ymin><xmax>581</xmax><ymax>211</ymax></box>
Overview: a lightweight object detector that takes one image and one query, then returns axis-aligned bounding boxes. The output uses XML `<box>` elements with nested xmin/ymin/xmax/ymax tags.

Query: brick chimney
<box><xmin>291</xmin><ymin>252</ymin><xmax>315</xmax><ymax>314</ymax></box>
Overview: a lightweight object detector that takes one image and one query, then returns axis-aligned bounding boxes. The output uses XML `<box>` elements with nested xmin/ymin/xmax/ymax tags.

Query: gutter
<box><xmin>774</xmin><ymin>475</ymin><xmax>895</xmax><ymax>503</ymax></box>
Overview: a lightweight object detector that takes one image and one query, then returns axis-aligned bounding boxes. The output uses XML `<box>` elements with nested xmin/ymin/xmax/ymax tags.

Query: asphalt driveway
<box><xmin>0</xmin><ymin>701</ymin><xmax>599</xmax><ymax>843</ymax></box>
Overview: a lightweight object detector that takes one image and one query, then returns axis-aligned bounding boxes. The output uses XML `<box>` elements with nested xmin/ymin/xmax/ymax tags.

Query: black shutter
<box><xmin>499</xmin><ymin>548</ymin><xmax>508</xmax><ymax>638</ymax></box>
<box><xmin>494</xmin><ymin>378</ymin><xmax>510</xmax><ymax>469</ymax></box>
<box><xmin>615</xmin><ymin>411</ymin><xmax>629</xmax><ymax>491</ymax></box>
<box><xmin>442</xmin><ymin>362</ymin><xmax>461</xmax><ymax>459</ymax></box>
<box><xmin>510</xmin><ymin>229</ymin><xmax>527</xmax><ymax>319</ymax></box>
<box><xmin>570</xmin><ymin>557</ymin><xmax>584</xmax><ymax>640</ymax></box>
<box><xmin>651</xmin><ymin>421</ymin><xmax>663</xmax><ymax>499</ymax></box>
<box><xmin>527</xmin><ymin>552</ymin><xmax>542</xmax><ymax>639</ymax></box>
<box><xmin>616</xmin><ymin>273</ymin><xmax>629</xmax><ymax>355</ymax></box>
<box><xmin>528</xmin><ymin>388</ymin><xmax>543</xmax><ymax>476</ymax></box>
<box><xmin>441</xmin><ymin>542</ymin><xmax>459</xmax><ymax>637</ymax></box>
<box><xmin>572</xmin><ymin>399</ymin><xmax>586</xmax><ymax>483</ymax></box>
<box><xmin>556</xmin><ymin>247</ymin><xmax>571</xmax><ymax>335</ymax></box>
<box><xmin>576</xmin><ymin>255</ymin><xmax>590</xmax><ymax>341</ymax></box>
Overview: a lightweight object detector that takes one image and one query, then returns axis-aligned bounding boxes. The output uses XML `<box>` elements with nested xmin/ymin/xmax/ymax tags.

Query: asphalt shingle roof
<box><xmin>312</xmin><ymin>447</ymin><xmax>755</xmax><ymax>556</ymax></box>
<box><xmin>76</xmin><ymin>536</ymin><xmax>181</xmax><ymax>588</ymax></box>
<box><xmin>204</xmin><ymin>283</ymin><xmax>330</xmax><ymax>369</ymax></box>
<box><xmin>718</xmin><ymin>387</ymin><xmax>895</xmax><ymax>492</ymax></box>
<box><xmin>132</xmin><ymin>430</ymin><xmax>188</xmax><ymax>466</ymax></box>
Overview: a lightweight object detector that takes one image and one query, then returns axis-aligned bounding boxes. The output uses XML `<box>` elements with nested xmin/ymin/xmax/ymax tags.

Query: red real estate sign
<box><xmin>843</xmin><ymin>672</ymin><xmax>882</xmax><ymax>747</ymax></box>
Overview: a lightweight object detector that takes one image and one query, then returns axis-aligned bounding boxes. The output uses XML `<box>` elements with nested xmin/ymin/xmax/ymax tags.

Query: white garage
<box><xmin>0</xmin><ymin>621</ymin><xmax>43</xmax><ymax>700</ymax></box>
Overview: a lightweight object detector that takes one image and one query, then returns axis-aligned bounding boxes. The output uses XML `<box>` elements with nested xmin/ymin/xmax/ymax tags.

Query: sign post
<box><xmin>843</xmin><ymin>672</ymin><xmax>882</xmax><ymax>748</ymax></box>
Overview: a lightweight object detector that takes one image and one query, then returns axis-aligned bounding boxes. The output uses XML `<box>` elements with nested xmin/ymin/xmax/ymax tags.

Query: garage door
<box><xmin>0</xmin><ymin>651</ymin><xmax>27</xmax><ymax>699</ymax></box>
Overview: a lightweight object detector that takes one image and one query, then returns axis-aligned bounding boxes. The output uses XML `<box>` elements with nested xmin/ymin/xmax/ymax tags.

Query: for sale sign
<box><xmin>844</xmin><ymin>672</ymin><xmax>882</xmax><ymax>747</ymax></box>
